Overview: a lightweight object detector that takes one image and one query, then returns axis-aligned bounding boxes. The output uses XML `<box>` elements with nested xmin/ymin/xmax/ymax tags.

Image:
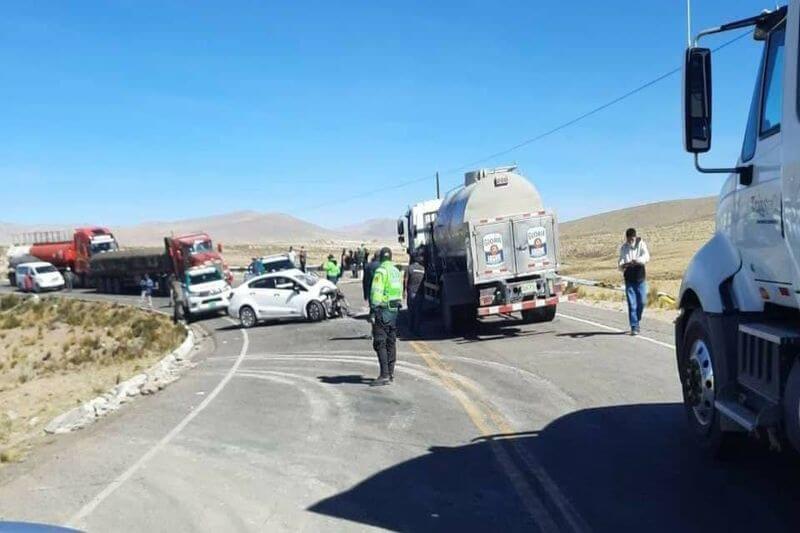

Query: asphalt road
<box><xmin>0</xmin><ymin>279</ymin><xmax>798</xmax><ymax>532</ymax></box>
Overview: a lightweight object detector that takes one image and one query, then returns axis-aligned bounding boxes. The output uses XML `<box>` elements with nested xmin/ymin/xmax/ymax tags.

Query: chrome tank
<box><xmin>433</xmin><ymin>167</ymin><xmax>543</xmax><ymax>261</ymax></box>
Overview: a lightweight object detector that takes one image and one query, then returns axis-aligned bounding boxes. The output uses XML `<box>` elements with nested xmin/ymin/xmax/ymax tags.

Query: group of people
<box><xmin>322</xmin><ymin>244</ymin><xmax>370</xmax><ymax>284</ymax></box>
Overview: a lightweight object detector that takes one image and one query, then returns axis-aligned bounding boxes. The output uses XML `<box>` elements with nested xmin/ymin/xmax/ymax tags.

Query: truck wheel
<box><xmin>239</xmin><ymin>306</ymin><xmax>257</xmax><ymax>328</ymax></box>
<box><xmin>441</xmin><ymin>303</ymin><xmax>454</xmax><ymax>335</ymax></box>
<box><xmin>455</xmin><ymin>305</ymin><xmax>477</xmax><ymax>336</ymax></box>
<box><xmin>307</xmin><ymin>300</ymin><xmax>325</xmax><ymax>322</ymax></box>
<box><xmin>783</xmin><ymin>360</ymin><xmax>800</xmax><ymax>453</ymax></box>
<box><xmin>8</xmin><ymin>274</ymin><xmax>15</xmax><ymax>287</ymax></box>
<box><xmin>113</xmin><ymin>278</ymin><xmax>121</xmax><ymax>294</ymax></box>
<box><xmin>678</xmin><ymin>309</ymin><xmax>738</xmax><ymax>456</ymax></box>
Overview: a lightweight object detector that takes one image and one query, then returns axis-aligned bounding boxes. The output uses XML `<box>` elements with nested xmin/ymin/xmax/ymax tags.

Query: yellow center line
<box><xmin>408</xmin><ymin>339</ymin><xmax>590</xmax><ymax>533</ymax></box>
<box><xmin>409</xmin><ymin>340</ymin><xmax>560</xmax><ymax>533</ymax></box>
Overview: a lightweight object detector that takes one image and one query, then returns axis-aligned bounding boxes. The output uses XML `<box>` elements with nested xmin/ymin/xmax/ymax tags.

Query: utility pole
<box><xmin>435</xmin><ymin>171</ymin><xmax>440</xmax><ymax>199</ymax></box>
<box><xmin>686</xmin><ymin>0</ymin><xmax>692</xmax><ymax>46</ymax></box>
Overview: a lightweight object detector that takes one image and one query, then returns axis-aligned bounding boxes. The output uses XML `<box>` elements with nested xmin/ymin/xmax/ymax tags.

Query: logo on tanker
<box><xmin>483</xmin><ymin>233</ymin><xmax>504</xmax><ymax>266</ymax></box>
<box><xmin>527</xmin><ymin>227</ymin><xmax>547</xmax><ymax>258</ymax></box>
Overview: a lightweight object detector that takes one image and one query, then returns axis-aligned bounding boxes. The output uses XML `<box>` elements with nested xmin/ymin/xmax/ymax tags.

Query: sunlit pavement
<box><xmin>0</xmin><ymin>281</ymin><xmax>798</xmax><ymax>532</ymax></box>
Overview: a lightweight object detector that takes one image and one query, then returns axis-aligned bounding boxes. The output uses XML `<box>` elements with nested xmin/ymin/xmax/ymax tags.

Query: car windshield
<box><xmin>188</xmin><ymin>270</ymin><xmax>222</xmax><ymax>284</ymax></box>
<box><xmin>35</xmin><ymin>265</ymin><xmax>57</xmax><ymax>274</ymax></box>
<box><xmin>264</xmin><ymin>259</ymin><xmax>294</xmax><ymax>272</ymax></box>
<box><xmin>190</xmin><ymin>240</ymin><xmax>213</xmax><ymax>253</ymax></box>
<box><xmin>297</xmin><ymin>274</ymin><xmax>318</xmax><ymax>286</ymax></box>
<box><xmin>90</xmin><ymin>241</ymin><xmax>118</xmax><ymax>254</ymax></box>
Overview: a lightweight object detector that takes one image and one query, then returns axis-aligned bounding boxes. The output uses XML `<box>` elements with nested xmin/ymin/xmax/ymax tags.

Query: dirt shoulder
<box><xmin>0</xmin><ymin>294</ymin><xmax>185</xmax><ymax>464</ymax></box>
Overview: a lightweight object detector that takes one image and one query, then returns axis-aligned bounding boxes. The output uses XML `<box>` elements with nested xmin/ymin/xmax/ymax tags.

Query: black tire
<box><xmin>783</xmin><ymin>360</ymin><xmax>800</xmax><ymax>453</ymax></box>
<box><xmin>8</xmin><ymin>273</ymin><xmax>16</xmax><ymax>287</ymax></box>
<box><xmin>307</xmin><ymin>300</ymin><xmax>325</xmax><ymax>322</ymax></box>
<box><xmin>239</xmin><ymin>306</ymin><xmax>257</xmax><ymax>328</ymax></box>
<box><xmin>678</xmin><ymin>309</ymin><xmax>739</xmax><ymax>457</ymax></box>
<box><xmin>522</xmin><ymin>305</ymin><xmax>557</xmax><ymax>324</ymax></box>
<box><xmin>454</xmin><ymin>304</ymin><xmax>477</xmax><ymax>336</ymax></box>
<box><xmin>113</xmin><ymin>278</ymin><xmax>122</xmax><ymax>294</ymax></box>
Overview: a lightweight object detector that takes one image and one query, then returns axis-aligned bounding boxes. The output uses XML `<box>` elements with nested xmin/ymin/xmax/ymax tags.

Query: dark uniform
<box><xmin>405</xmin><ymin>257</ymin><xmax>426</xmax><ymax>335</ymax></box>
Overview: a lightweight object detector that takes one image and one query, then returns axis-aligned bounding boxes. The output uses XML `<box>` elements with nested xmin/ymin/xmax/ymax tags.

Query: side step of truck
<box><xmin>716</xmin><ymin>322</ymin><xmax>800</xmax><ymax>432</ymax></box>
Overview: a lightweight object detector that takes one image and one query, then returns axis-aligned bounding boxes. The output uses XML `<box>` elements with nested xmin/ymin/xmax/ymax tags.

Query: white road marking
<box><xmin>66</xmin><ymin>319</ymin><xmax>250</xmax><ymax>528</ymax></box>
<box><xmin>556</xmin><ymin>312</ymin><xmax>675</xmax><ymax>350</ymax></box>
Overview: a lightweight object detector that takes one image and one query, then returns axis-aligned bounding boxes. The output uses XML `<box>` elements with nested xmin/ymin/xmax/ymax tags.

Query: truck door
<box><xmin>511</xmin><ymin>214</ymin><xmax>558</xmax><ymax>274</ymax></box>
<box><xmin>735</xmin><ymin>22</ymin><xmax>792</xmax><ymax>305</ymax></box>
<box><xmin>473</xmin><ymin>221</ymin><xmax>515</xmax><ymax>280</ymax></box>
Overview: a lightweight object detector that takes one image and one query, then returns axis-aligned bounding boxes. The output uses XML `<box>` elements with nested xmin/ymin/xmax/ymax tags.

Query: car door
<box><xmin>247</xmin><ymin>277</ymin><xmax>277</xmax><ymax>317</ymax></box>
<box><xmin>272</xmin><ymin>276</ymin><xmax>304</xmax><ymax>316</ymax></box>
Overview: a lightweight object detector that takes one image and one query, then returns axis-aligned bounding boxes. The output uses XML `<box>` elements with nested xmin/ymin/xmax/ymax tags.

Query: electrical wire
<box><xmin>299</xmin><ymin>29</ymin><xmax>752</xmax><ymax>213</ymax></box>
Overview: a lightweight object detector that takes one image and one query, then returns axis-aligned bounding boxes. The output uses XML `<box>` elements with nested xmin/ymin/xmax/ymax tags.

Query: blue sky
<box><xmin>0</xmin><ymin>1</ymin><xmax>773</xmax><ymax>227</ymax></box>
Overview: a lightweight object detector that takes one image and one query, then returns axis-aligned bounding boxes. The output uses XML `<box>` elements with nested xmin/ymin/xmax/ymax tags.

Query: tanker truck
<box><xmin>410</xmin><ymin>166</ymin><xmax>573</xmax><ymax>334</ymax></box>
<box><xmin>8</xmin><ymin>228</ymin><xmax>118</xmax><ymax>287</ymax></box>
<box><xmin>676</xmin><ymin>4</ymin><xmax>800</xmax><ymax>455</ymax></box>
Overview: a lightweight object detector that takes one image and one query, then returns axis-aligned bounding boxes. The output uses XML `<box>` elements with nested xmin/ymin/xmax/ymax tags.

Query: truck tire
<box><xmin>8</xmin><ymin>273</ymin><xmax>15</xmax><ymax>287</ymax></box>
<box><xmin>455</xmin><ymin>304</ymin><xmax>477</xmax><ymax>336</ymax></box>
<box><xmin>783</xmin><ymin>360</ymin><xmax>800</xmax><ymax>453</ymax></box>
<box><xmin>112</xmin><ymin>278</ymin><xmax>122</xmax><ymax>294</ymax></box>
<box><xmin>678</xmin><ymin>309</ymin><xmax>739</xmax><ymax>457</ymax></box>
<box><xmin>522</xmin><ymin>305</ymin><xmax>556</xmax><ymax>324</ymax></box>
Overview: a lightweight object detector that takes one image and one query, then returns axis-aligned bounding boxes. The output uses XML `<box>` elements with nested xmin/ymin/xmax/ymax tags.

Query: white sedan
<box><xmin>228</xmin><ymin>268</ymin><xmax>337</xmax><ymax>328</ymax></box>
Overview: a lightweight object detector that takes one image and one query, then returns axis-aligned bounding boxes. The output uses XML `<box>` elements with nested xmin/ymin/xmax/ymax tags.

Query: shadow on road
<box><xmin>555</xmin><ymin>331</ymin><xmax>628</xmax><ymax>338</ymax></box>
<box><xmin>328</xmin><ymin>335</ymin><xmax>372</xmax><ymax>341</ymax></box>
<box><xmin>317</xmin><ymin>374</ymin><xmax>372</xmax><ymax>385</ymax></box>
<box><xmin>308</xmin><ymin>403</ymin><xmax>800</xmax><ymax>532</ymax></box>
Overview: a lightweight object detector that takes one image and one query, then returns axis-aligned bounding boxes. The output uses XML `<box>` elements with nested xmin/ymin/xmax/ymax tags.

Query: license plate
<box><xmin>521</xmin><ymin>282</ymin><xmax>538</xmax><ymax>294</ymax></box>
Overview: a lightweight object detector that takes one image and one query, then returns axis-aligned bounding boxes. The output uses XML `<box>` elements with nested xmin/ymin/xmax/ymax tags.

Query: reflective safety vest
<box><xmin>323</xmin><ymin>260</ymin><xmax>340</xmax><ymax>277</ymax></box>
<box><xmin>370</xmin><ymin>260</ymin><xmax>403</xmax><ymax>307</ymax></box>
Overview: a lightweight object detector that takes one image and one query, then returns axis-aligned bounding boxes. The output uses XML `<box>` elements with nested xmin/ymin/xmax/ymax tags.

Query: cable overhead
<box><xmin>301</xmin><ymin>29</ymin><xmax>752</xmax><ymax>213</ymax></box>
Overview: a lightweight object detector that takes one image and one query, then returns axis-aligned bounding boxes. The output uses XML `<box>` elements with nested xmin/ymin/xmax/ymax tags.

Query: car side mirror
<box><xmin>683</xmin><ymin>47</ymin><xmax>712</xmax><ymax>154</ymax></box>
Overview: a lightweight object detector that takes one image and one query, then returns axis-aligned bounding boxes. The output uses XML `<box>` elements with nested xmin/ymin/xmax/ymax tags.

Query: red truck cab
<box><xmin>166</xmin><ymin>233</ymin><xmax>232</xmax><ymax>284</ymax></box>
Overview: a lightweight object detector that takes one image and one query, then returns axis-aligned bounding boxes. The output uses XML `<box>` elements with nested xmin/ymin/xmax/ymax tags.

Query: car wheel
<box><xmin>307</xmin><ymin>300</ymin><xmax>325</xmax><ymax>322</ymax></box>
<box><xmin>239</xmin><ymin>306</ymin><xmax>257</xmax><ymax>328</ymax></box>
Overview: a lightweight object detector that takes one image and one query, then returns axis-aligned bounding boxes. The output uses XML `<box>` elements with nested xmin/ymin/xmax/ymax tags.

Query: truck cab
<box><xmin>678</xmin><ymin>3</ymin><xmax>800</xmax><ymax>453</ymax></box>
<box><xmin>167</xmin><ymin>233</ymin><xmax>232</xmax><ymax>284</ymax></box>
<box><xmin>398</xmin><ymin>199</ymin><xmax>443</xmax><ymax>256</ymax></box>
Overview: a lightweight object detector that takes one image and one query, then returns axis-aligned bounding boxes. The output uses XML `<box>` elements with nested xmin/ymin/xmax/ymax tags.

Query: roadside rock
<box><xmin>44</xmin><ymin>327</ymin><xmax>195</xmax><ymax>435</ymax></box>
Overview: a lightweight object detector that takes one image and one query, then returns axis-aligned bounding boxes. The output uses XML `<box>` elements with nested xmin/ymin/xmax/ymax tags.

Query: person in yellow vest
<box><xmin>322</xmin><ymin>254</ymin><xmax>341</xmax><ymax>284</ymax></box>
<box><xmin>369</xmin><ymin>247</ymin><xmax>403</xmax><ymax>386</ymax></box>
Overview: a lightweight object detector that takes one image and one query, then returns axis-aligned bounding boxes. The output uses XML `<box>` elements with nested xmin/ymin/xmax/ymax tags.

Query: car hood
<box><xmin>187</xmin><ymin>280</ymin><xmax>230</xmax><ymax>295</ymax></box>
<box><xmin>37</xmin><ymin>273</ymin><xmax>64</xmax><ymax>285</ymax></box>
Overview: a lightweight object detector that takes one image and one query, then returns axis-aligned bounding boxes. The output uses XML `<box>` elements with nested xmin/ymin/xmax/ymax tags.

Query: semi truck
<box><xmin>397</xmin><ymin>198</ymin><xmax>443</xmax><ymax>255</ymax></box>
<box><xmin>8</xmin><ymin>228</ymin><xmax>118</xmax><ymax>286</ymax></box>
<box><xmin>677</xmin><ymin>4</ymin><xmax>800</xmax><ymax>454</ymax></box>
<box><xmin>403</xmin><ymin>166</ymin><xmax>572</xmax><ymax>334</ymax></box>
<box><xmin>90</xmin><ymin>232</ymin><xmax>231</xmax><ymax>297</ymax></box>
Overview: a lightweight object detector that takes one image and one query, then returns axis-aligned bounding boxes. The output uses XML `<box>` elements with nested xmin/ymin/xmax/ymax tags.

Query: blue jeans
<box><xmin>625</xmin><ymin>280</ymin><xmax>647</xmax><ymax>330</ymax></box>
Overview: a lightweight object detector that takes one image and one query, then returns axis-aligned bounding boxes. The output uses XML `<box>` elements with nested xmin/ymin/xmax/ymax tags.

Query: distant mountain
<box><xmin>336</xmin><ymin>218</ymin><xmax>397</xmax><ymax>242</ymax></box>
<box><xmin>114</xmin><ymin>211</ymin><xmax>342</xmax><ymax>246</ymax></box>
<box><xmin>560</xmin><ymin>196</ymin><xmax>716</xmax><ymax>237</ymax></box>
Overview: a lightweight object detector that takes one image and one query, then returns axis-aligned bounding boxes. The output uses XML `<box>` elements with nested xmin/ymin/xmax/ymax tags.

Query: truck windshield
<box><xmin>35</xmin><ymin>265</ymin><xmax>57</xmax><ymax>274</ymax></box>
<box><xmin>91</xmin><ymin>241</ymin><xmax>118</xmax><ymax>254</ymax></box>
<box><xmin>190</xmin><ymin>240</ymin><xmax>213</xmax><ymax>253</ymax></box>
<box><xmin>188</xmin><ymin>271</ymin><xmax>222</xmax><ymax>285</ymax></box>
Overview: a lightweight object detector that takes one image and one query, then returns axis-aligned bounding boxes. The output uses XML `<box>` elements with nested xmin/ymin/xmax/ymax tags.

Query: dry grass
<box><xmin>0</xmin><ymin>295</ymin><xmax>185</xmax><ymax>463</ymax></box>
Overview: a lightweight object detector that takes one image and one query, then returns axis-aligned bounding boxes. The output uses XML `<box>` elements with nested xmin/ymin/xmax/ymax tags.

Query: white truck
<box><xmin>178</xmin><ymin>266</ymin><xmax>231</xmax><ymax>321</ymax></box>
<box><xmin>678</xmin><ymin>3</ymin><xmax>800</xmax><ymax>454</ymax></box>
<box><xmin>403</xmin><ymin>166</ymin><xmax>572</xmax><ymax>334</ymax></box>
<box><xmin>397</xmin><ymin>198</ymin><xmax>443</xmax><ymax>255</ymax></box>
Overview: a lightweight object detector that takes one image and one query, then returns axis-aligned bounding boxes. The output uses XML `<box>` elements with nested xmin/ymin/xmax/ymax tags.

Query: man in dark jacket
<box><xmin>362</xmin><ymin>253</ymin><xmax>380</xmax><ymax>303</ymax></box>
<box><xmin>404</xmin><ymin>249</ymin><xmax>426</xmax><ymax>335</ymax></box>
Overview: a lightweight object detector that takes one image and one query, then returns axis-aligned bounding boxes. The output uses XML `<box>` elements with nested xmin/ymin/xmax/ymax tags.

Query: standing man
<box><xmin>171</xmin><ymin>275</ymin><xmax>185</xmax><ymax>324</ymax></box>
<box><xmin>404</xmin><ymin>249</ymin><xmax>426</xmax><ymax>336</ymax></box>
<box><xmin>299</xmin><ymin>246</ymin><xmax>308</xmax><ymax>272</ymax></box>
<box><xmin>288</xmin><ymin>246</ymin><xmax>297</xmax><ymax>267</ymax></box>
<box><xmin>323</xmin><ymin>254</ymin><xmax>341</xmax><ymax>284</ymax></box>
<box><xmin>362</xmin><ymin>253</ymin><xmax>380</xmax><ymax>305</ymax></box>
<box><xmin>139</xmin><ymin>274</ymin><xmax>154</xmax><ymax>310</ymax></box>
<box><xmin>369</xmin><ymin>247</ymin><xmax>403</xmax><ymax>386</ymax></box>
<box><xmin>618</xmin><ymin>227</ymin><xmax>650</xmax><ymax>336</ymax></box>
<box><xmin>64</xmin><ymin>267</ymin><xmax>74</xmax><ymax>292</ymax></box>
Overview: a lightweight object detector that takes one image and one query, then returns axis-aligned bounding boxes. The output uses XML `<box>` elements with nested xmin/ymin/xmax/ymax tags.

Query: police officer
<box><xmin>323</xmin><ymin>254</ymin><xmax>341</xmax><ymax>284</ymax></box>
<box><xmin>369</xmin><ymin>247</ymin><xmax>403</xmax><ymax>386</ymax></box>
<box><xmin>404</xmin><ymin>248</ymin><xmax>426</xmax><ymax>335</ymax></box>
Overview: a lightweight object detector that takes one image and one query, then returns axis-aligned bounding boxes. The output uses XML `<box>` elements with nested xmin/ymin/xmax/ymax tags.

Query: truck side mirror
<box><xmin>683</xmin><ymin>47</ymin><xmax>713</xmax><ymax>153</ymax></box>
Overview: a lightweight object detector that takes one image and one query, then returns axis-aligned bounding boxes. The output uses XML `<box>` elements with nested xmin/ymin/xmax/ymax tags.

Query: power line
<box><xmin>300</xmin><ymin>29</ymin><xmax>752</xmax><ymax>213</ymax></box>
